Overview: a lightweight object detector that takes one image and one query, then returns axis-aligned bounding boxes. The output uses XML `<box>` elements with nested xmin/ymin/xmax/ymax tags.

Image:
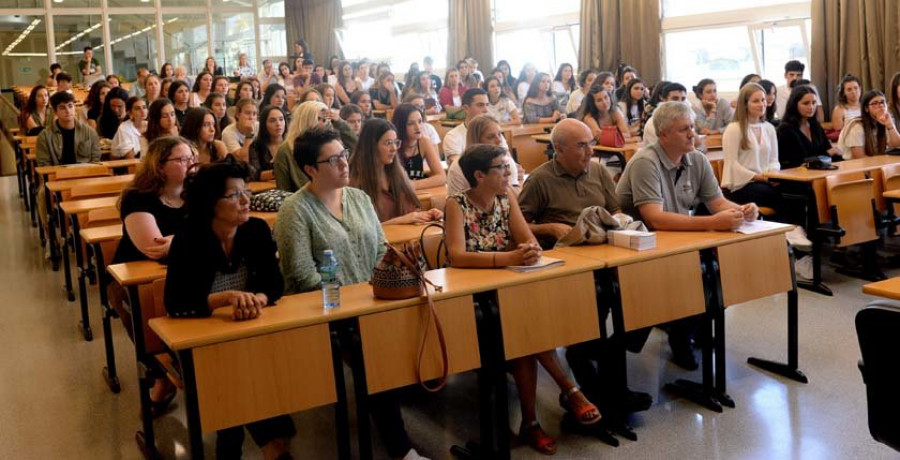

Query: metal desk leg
<box><xmin>747</xmin><ymin>243</ymin><xmax>809</xmax><ymax>384</ymax></box>
<box><xmin>178</xmin><ymin>350</ymin><xmax>204</xmax><ymax>459</ymax></box>
<box><xmin>45</xmin><ymin>183</ymin><xmax>60</xmax><ymax>271</ymax></box>
<box><xmin>329</xmin><ymin>323</ymin><xmax>352</xmax><ymax>460</ymax></box>
<box><xmin>56</xmin><ymin>192</ymin><xmax>75</xmax><ymax>301</ymax></box>
<box><xmin>71</xmin><ymin>216</ymin><xmax>92</xmax><ymax>341</ymax></box>
<box><xmin>798</xmin><ymin>184</ymin><xmax>833</xmax><ymax>296</ymax></box>
<box><xmin>344</xmin><ymin>319</ymin><xmax>373</xmax><ymax>460</ymax></box>
<box><xmin>94</xmin><ymin>243</ymin><xmax>121</xmax><ymax>393</ymax></box>
<box><xmin>703</xmin><ymin>250</ymin><xmax>734</xmax><ymax>408</ymax></box>
<box><xmin>126</xmin><ymin>285</ymin><xmax>159</xmax><ymax>459</ymax></box>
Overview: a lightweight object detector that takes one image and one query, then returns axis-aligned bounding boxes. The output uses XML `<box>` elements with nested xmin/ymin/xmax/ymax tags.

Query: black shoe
<box><xmin>622</xmin><ymin>389</ymin><xmax>653</xmax><ymax>413</ymax></box>
<box><xmin>668</xmin><ymin>334</ymin><xmax>698</xmax><ymax>371</ymax></box>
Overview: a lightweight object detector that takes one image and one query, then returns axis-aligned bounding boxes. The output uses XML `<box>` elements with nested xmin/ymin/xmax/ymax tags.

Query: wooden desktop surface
<box><xmin>862</xmin><ymin>277</ymin><xmax>900</xmax><ymax>300</ymax></box>
<box><xmin>80</xmin><ymin>224</ymin><xmax>123</xmax><ymax>244</ymax></box>
<box><xmin>46</xmin><ymin>174</ymin><xmax>134</xmax><ymax>193</ymax></box>
<box><xmin>60</xmin><ymin>196</ymin><xmax>119</xmax><ymax>215</ymax></box>
<box><xmin>883</xmin><ymin>189</ymin><xmax>900</xmax><ymax>199</ymax></box>
<box><xmin>108</xmin><ymin>260</ymin><xmax>167</xmax><ymax>286</ymax></box>
<box><xmin>764</xmin><ymin>155</ymin><xmax>900</xmax><ymax>182</ymax></box>
<box><xmin>247</xmin><ymin>181</ymin><xmax>276</xmax><ymax>194</ymax></box>
<box><xmin>35</xmin><ymin>159</ymin><xmax>139</xmax><ymax>176</ymax></box>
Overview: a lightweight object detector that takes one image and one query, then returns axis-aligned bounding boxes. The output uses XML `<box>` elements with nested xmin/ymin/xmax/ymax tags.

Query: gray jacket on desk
<box><xmin>36</xmin><ymin>120</ymin><xmax>101</xmax><ymax>166</ymax></box>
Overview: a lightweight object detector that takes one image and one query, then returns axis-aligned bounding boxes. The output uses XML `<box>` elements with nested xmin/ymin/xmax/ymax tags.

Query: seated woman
<box><xmin>235</xmin><ymin>81</ymin><xmax>256</xmax><ymax>105</ymax></box>
<box><xmin>489</xmin><ymin>67</ymin><xmax>519</xmax><ymax>105</ymax></box>
<box><xmin>159</xmin><ymin>78</ymin><xmax>175</xmax><ymax>107</ymax></box>
<box><xmin>274</xmin><ymin>101</ymin><xmax>357</xmax><ymax>192</ymax></box>
<box><xmin>595</xmin><ymin>71</ymin><xmax>616</xmax><ymax>94</ymax></box>
<box><xmin>349</xmin><ymin>118</ymin><xmax>442</xmax><ymax>224</ymax></box>
<box><xmin>181</xmin><ymin>107</ymin><xmax>228</xmax><ymax>164</ymax></box>
<box><xmin>212</xmin><ymin>76</ymin><xmax>232</xmax><ymax>106</ymax></box>
<box><xmin>248</xmin><ymin>105</ymin><xmax>285</xmax><ymax>180</ymax></box>
<box><xmin>445</xmin><ymin>143</ymin><xmax>601</xmax><ymax>455</ymax></box>
<box><xmin>838</xmin><ymin>89</ymin><xmax>900</xmax><ymax>159</ymax></box>
<box><xmin>565</xmin><ymin>69</ymin><xmax>598</xmax><ymax>115</ymax></box>
<box><xmin>890</xmin><ymin>72</ymin><xmax>900</xmax><ymax>131</ymax></box>
<box><xmin>202</xmin><ymin>92</ymin><xmax>232</xmax><ymax>140</ymax></box>
<box><xmin>692</xmin><ymin>78</ymin><xmax>734</xmax><ymax>135</ymax></box>
<box><xmin>20</xmin><ymin>85</ymin><xmax>52</xmax><ymax>136</ymax></box>
<box><xmin>438</xmin><ymin>68</ymin><xmax>467</xmax><ymax>114</ymax></box>
<box><xmin>516</xmin><ymin>63</ymin><xmax>537</xmax><ymax>103</ymax></box>
<box><xmin>82</xmin><ymin>81</ymin><xmax>110</xmax><ymax>130</ymax></box>
<box><xmin>618</xmin><ymin>77</ymin><xmax>646</xmax><ymax>135</ymax></box>
<box><xmin>278</xmin><ymin>62</ymin><xmax>295</xmax><ymax>96</ymax></box>
<box><xmin>260</xmin><ymin>83</ymin><xmax>290</xmax><ymax>123</ymax></box>
<box><xmin>390</xmin><ymin>103</ymin><xmax>446</xmax><ymax>189</ymax></box>
<box><xmin>189</xmin><ymin>71</ymin><xmax>213</xmax><ymax>107</ymax></box>
<box><xmin>350</xmin><ymin>90</ymin><xmax>374</xmax><ymax>120</ymax></box>
<box><xmin>777</xmin><ymin>85</ymin><xmax>838</xmax><ymax>169</ymax></box>
<box><xmin>522</xmin><ymin>73</ymin><xmax>565</xmax><ymax>124</ymax></box>
<box><xmin>144</xmin><ymin>75</ymin><xmax>162</xmax><ymax>104</ymax></box>
<box><xmin>165</xmin><ymin>156</ymin><xmax>295</xmax><ymax>458</ymax></box>
<box><xmin>140</xmin><ymin>98</ymin><xmax>179</xmax><ymax>155</ymax></box>
<box><xmin>721</xmin><ymin>83</ymin><xmax>782</xmax><ymax>214</ymax></box>
<box><xmin>274</xmin><ymin>128</ymin><xmax>429</xmax><ymax>460</ymax></box>
<box><xmin>168</xmin><ymin>80</ymin><xmax>192</xmax><ymax>127</ymax></box>
<box><xmin>759</xmin><ymin>79</ymin><xmax>779</xmax><ymax>126</ymax></box>
<box><xmin>233</xmin><ymin>53</ymin><xmax>255</xmax><ymax>79</ymax></box>
<box><xmin>830</xmin><ymin>74</ymin><xmax>862</xmax><ymax>132</ymax></box>
<box><xmin>578</xmin><ymin>84</ymin><xmax>633</xmax><ymax>143</ymax></box>
<box><xmin>98</xmin><ymin>87</ymin><xmax>129</xmax><ymax>140</ymax></box>
<box><xmin>339</xmin><ymin>103</ymin><xmax>364</xmax><ymax>136</ymax></box>
<box><xmin>110</xmin><ymin>136</ymin><xmax>194</xmax><ymax>419</ymax></box>
<box><xmin>333</xmin><ymin>60</ymin><xmax>361</xmax><ymax>105</ymax></box>
<box><xmin>111</xmin><ymin>96</ymin><xmax>147</xmax><ymax>159</ymax></box>
<box><xmin>401</xmin><ymin>71</ymin><xmax>442</xmax><ymax>115</ymax></box>
<box><xmin>639</xmin><ymin>80</ymin><xmax>671</xmax><ymax>136</ymax></box>
<box><xmin>314</xmin><ymin>83</ymin><xmax>342</xmax><ymax>119</ymax></box>
<box><xmin>485</xmin><ymin>76</ymin><xmax>521</xmax><ymax>124</ymax></box>
<box><xmin>159</xmin><ymin>62</ymin><xmax>175</xmax><ymax>80</ymax></box>
<box><xmin>369</xmin><ymin>72</ymin><xmax>400</xmax><ymax>110</ymax></box>
<box><xmin>552</xmin><ymin>63</ymin><xmax>576</xmax><ymax>109</ymax></box>
<box><xmin>446</xmin><ymin>115</ymin><xmax>522</xmax><ymax>196</ymax></box>
<box><xmin>614</xmin><ymin>65</ymin><xmax>637</xmax><ymax>101</ymax></box>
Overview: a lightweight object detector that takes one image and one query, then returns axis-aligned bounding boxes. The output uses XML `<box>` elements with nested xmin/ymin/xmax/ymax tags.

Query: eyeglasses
<box><xmin>382</xmin><ymin>139</ymin><xmax>402</xmax><ymax>148</ymax></box>
<box><xmin>574</xmin><ymin>139</ymin><xmax>599</xmax><ymax>150</ymax></box>
<box><xmin>868</xmin><ymin>100</ymin><xmax>887</xmax><ymax>107</ymax></box>
<box><xmin>165</xmin><ymin>156</ymin><xmax>196</xmax><ymax>165</ymax></box>
<box><xmin>221</xmin><ymin>189</ymin><xmax>252</xmax><ymax>201</ymax></box>
<box><xmin>488</xmin><ymin>163</ymin><xmax>511</xmax><ymax>172</ymax></box>
<box><xmin>316</xmin><ymin>149</ymin><xmax>350</xmax><ymax>166</ymax></box>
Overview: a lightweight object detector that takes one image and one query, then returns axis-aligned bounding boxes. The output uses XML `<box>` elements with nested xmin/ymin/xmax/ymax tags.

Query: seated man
<box><xmin>518</xmin><ymin>118</ymin><xmax>652</xmax><ymax>426</ymax></box>
<box><xmin>55</xmin><ymin>72</ymin><xmax>73</xmax><ymax>94</ymax></box>
<box><xmin>616</xmin><ymin>101</ymin><xmax>757</xmax><ymax>369</ymax></box>
<box><xmin>442</xmin><ymin>88</ymin><xmax>509</xmax><ymax>164</ymax></box>
<box><xmin>642</xmin><ymin>82</ymin><xmax>688</xmax><ymax>147</ymax></box>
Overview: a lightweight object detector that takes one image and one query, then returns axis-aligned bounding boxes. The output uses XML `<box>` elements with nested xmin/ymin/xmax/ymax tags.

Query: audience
<box><xmin>390</xmin><ymin>103</ymin><xmax>446</xmax><ymax>189</ymax></box>
<box><xmin>566</xmin><ymin>69</ymin><xmax>598</xmax><ymax>115</ymax></box>
<box><xmin>234</xmin><ymin>53</ymin><xmax>255</xmax><ymax>78</ymax></box>
<box><xmin>446</xmin><ymin>115</ymin><xmax>521</xmax><ymax>196</ymax></box>
<box><xmin>202</xmin><ymin>92</ymin><xmax>232</xmax><ymax>140</ymax></box>
<box><xmin>222</xmin><ymin>98</ymin><xmax>260</xmax><ymax>161</ymax></box>
<box><xmin>777</xmin><ymin>85</ymin><xmax>837</xmax><ymax>169</ymax></box>
<box><xmin>141</xmin><ymin>98</ymin><xmax>179</xmax><ymax>155</ymax></box>
<box><xmin>97</xmin><ymin>87</ymin><xmax>129</xmax><ymax>139</ymax></box>
<box><xmin>692</xmin><ymin>78</ymin><xmax>734</xmax><ymax>135</ymax></box>
<box><xmin>485</xmin><ymin>76</ymin><xmax>521</xmax><ymax>124</ymax></box>
<box><xmin>168</xmin><ymin>80</ymin><xmax>191</xmax><ymax>127</ymax></box>
<box><xmin>248</xmin><ymin>105</ymin><xmax>286</xmax><ymax>180</ymax></box>
<box><xmin>619</xmin><ymin>77</ymin><xmax>647</xmax><ymax>135</ymax></box>
<box><xmin>20</xmin><ymin>85</ymin><xmax>52</xmax><ymax>136</ymax></box>
<box><xmin>522</xmin><ymin>72</ymin><xmax>565</xmax><ymax>124</ymax></box>
<box><xmin>830</xmin><ymin>74</ymin><xmax>862</xmax><ymax>132</ymax></box>
<box><xmin>144</xmin><ymin>74</ymin><xmax>162</xmax><ymax>104</ymax></box>
<box><xmin>578</xmin><ymin>83</ymin><xmax>633</xmax><ymax>143</ymax></box>
<box><xmin>438</xmin><ymin>68</ymin><xmax>467</xmax><ymax>114</ymax></box>
<box><xmin>837</xmin><ymin>89</ymin><xmax>900</xmax><ymax>159</ymax></box>
<box><xmin>189</xmin><ymin>71</ymin><xmax>213</xmax><ymax>107</ymax></box>
<box><xmin>110</xmin><ymin>96</ymin><xmax>147</xmax><ymax>159</ymax></box>
<box><xmin>443</xmin><ymin>88</ymin><xmax>510</xmax><ymax>164</ymax></box>
<box><xmin>552</xmin><ymin>63</ymin><xmax>576</xmax><ymax>109</ymax></box>
<box><xmin>181</xmin><ymin>107</ymin><xmax>228</xmax><ymax>164</ymax></box>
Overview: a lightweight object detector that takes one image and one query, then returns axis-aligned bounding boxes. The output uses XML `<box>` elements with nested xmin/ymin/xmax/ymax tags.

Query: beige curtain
<box><xmin>285</xmin><ymin>0</ymin><xmax>344</xmax><ymax>65</ymax></box>
<box><xmin>447</xmin><ymin>0</ymin><xmax>494</xmax><ymax>70</ymax></box>
<box><xmin>578</xmin><ymin>0</ymin><xmax>661</xmax><ymax>84</ymax></box>
<box><xmin>811</xmin><ymin>0</ymin><xmax>900</xmax><ymax>113</ymax></box>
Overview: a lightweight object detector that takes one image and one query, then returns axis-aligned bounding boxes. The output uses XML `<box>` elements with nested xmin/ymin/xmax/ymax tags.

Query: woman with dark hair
<box><xmin>293</xmin><ymin>38</ymin><xmax>314</xmax><ymax>64</ymax></box>
<box><xmin>159</xmin><ymin>62</ymin><xmax>174</xmax><ymax>79</ymax></box>
<box><xmin>203</xmin><ymin>56</ymin><xmax>224</xmax><ymax>76</ymax></box>
<box><xmin>390</xmin><ymin>103</ymin><xmax>446</xmax><ymax>188</ymax></box>
<box><xmin>167</xmin><ymin>80</ymin><xmax>191</xmax><ymax>127</ymax></box>
<box><xmin>333</xmin><ymin>60</ymin><xmax>361</xmax><ymax>105</ymax></box>
<box><xmin>496</xmin><ymin>60</ymin><xmax>516</xmax><ymax>90</ymax></box>
<box><xmin>438</xmin><ymin>68</ymin><xmax>467</xmax><ymax>114</ymax></box>
<box><xmin>838</xmin><ymin>90</ymin><xmax>900</xmax><ymax>159</ymax></box>
<box><xmin>595</xmin><ymin>71</ymin><xmax>616</xmax><ymax>94</ymax></box>
<box><xmin>614</xmin><ymin>65</ymin><xmax>637</xmax><ymax>101</ymax></box>
<box><xmin>777</xmin><ymin>85</ymin><xmax>838</xmax><ymax>169</ymax></box>
<box><xmin>165</xmin><ymin>155</ymin><xmax>295</xmax><ymax>458</ymax></box>
<box><xmin>190</xmin><ymin>71</ymin><xmax>213</xmax><ymax>107</ymax></box>
<box><xmin>160</xmin><ymin>78</ymin><xmax>174</xmax><ymax>106</ymax></box>
<box><xmin>260</xmin><ymin>83</ymin><xmax>289</xmax><ymax>116</ymax></box>
<box><xmin>639</xmin><ymin>80</ymin><xmax>672</xmax><ymax>135</ymax></box>
<box><xmin>758</xmin><ymin>79</ymin><xmax>778</xmax><ymax>125</ymax></box>
<box><xmin>522</xmin><ymin>72</ymin><xmax>564</xmax><ymax>124</ymax></box>
<box><xmin>140</xmin><ymin>99</ymin><xmax>179</xmax><ymax>155</ymax></box>
<box><xmin>565</xmin><ymin>69</ymin><xmax>598</xmax><ymax>115</ymax></box>
<box><xmin>369</xmin><ymin>72</ymin><xmax>399</xmax><ymax>110</ymax></box>
<box><xmin>110</xmin><ymin>135</ymin><xmax>193</xmax><ymax>418</ymax></box>
<box><xmin>578</xmin><ymin>84</ymin><xmax>632</xmax><ymax>142</ymax></box>
<box><xmin>552</xmin><ymin>63</ymin><xmax>576</xmax><ymax>108</ymax></box>
<box><xmin>181</xmin><ymin>107</ymin><xmax>228</xmax><ymax>164</ymax></box>
<box><xmin>740</xmin><ymin>73</ymin><xmax>762</xmax><ymax>88</ymax></box>
<box><xmin>235</xmin><ymin>81</ymin><xmax>256</xmax><ymax>104</ymax></box>
<box><xmin>20</xmin><ymin>85</ymin><xmax>52</xmax><ymax>136</ymax></box>
<box><xmin>831</xmin><ymin>74</ymin><xmax>862</xmax><ymax>132</ymax></box>
<box><xmin>890</xmin><ymin>72</ymin><xmax>900</xmax><ymax>131</ymax></box>
<box><xmin>202</xmin><ymin>92</ymin><xmax>232</xmax><ymax>140</ymax></box>
<box><xmin>315</xmin><ymin>83</ymin><xmax>342</xmax><ymax>118</ymax></box>
<box><xmin>349</xmin><ymin>118</ymin><xmax>442</xmax><ymax>224</ymax></box>
<box><xmin>82</xmin><ymin>81</ymin><xmax>110</xmax><ymax>130</ymax></box>
<box><xmin>485</xmin><ymin>76</ymin><xmax>521</xmax><ymax>124</ymax></box>
<box><xmin>350</xmin><ymin>90</ymin><xmax>374</xmax><ymax>120</ymax></box>
<box><xmin>618</xmin><ymin>77</ymin><xmax>647</xmax><ymax>135</ymax></box>
<box><xmin>401</xmin><ymin>71</ymin><xmax>441</xmax><ymax>115</ymax></box>
<box><xmin>111</xmin><ymin>97</ymin><xmax>147</xmax><ymax>159</ymax></box>
<box><xmin>212</xmin><ymin>75</ymin><xmax>232</xmax><ymax>106</ymax></box>
<box><xmin>275</xmin><ymin>127</ymin><xmax>429</xmax><ymax>460</ymax></box>
<box><xmin>339</xmin><ymin>103</ymin><xmax>364</xmax><ymax>135</ymax></box>
<box><xmin>247</xmin><ymin>105</ymin><xmax>285</xmax><ymax>180</ymax></box>
<box><xmin>515</xmin><ymin>63</ymin><xmax>538</xmax><ymax>102</ymax></box>
<box><xmin>277</xmin><ymin>62</ymin><xmax>295</xmax><ymax>96</ymax></box>
<box><xmin>98</xmin><ymin>87</ymin><xmax>129</xmax><ymax>139</ymax></box>
<box><xmin>692</xmin><ymin>78</ymin><xmax>734</xmax><ymax>134</ymax></box>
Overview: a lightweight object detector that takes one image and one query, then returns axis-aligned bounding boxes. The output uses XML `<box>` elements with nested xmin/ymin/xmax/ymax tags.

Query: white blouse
<box><xmin>721</xmin><ymin>121</ymin><xmax>780</xmax><ymax>192</ymax></box>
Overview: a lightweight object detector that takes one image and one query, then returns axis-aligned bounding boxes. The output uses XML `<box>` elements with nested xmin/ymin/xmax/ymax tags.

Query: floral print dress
<box><xmin>450</xmin><ymin>192</ymin><xmax>512</xmax><ymax>252</ymax></box>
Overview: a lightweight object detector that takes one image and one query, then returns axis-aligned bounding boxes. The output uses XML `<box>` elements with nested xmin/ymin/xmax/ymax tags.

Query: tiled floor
<box><xmin>1</xmin><ymin>175</ymin><xmax>898</xmax><ymax>459</ymax></box>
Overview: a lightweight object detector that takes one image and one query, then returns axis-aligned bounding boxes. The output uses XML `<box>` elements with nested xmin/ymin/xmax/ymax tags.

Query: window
<box><xmin>493</xmin><ymin>0</ymin><xmax>579</xmax><ymax>76</ymax></box>
<box><xmin>163</xmin><ymin>14</ymin><xmax>208</xmax><ymax>76</ymax></box>
<box><xmin>53</xmin><ymin>14</ymin><xmax>106</xmax><ymax>82</ymax></box>
<box><xmin>109</xmin><ymin>14</ymin><xmax>159</xmax><ymax>80</ymax></box>
<box><xmin>213</xmin><ymin>12</ymin><xmax>256</xmax><ymax>77</ymax></box>
<box><xmin>0</xmin><ymin>15</ymin><xmax>48</xmax><ymax>87</ymax></box>
<box><xmin>661</xmin><ymin>1</ymin><xmax>811</xmax><ymax>95</ymax></box>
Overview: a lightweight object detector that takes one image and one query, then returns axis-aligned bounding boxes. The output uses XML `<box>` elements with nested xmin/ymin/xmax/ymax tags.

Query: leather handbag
<box><xmin>371</xmin><ymin>237</ymin><xmax>448</xmax><ymax>392</ymax></box>
<box><xmin>598</xmin><ymin>125</ymin><xmax>626</xmax><ymax>148</ymax></box>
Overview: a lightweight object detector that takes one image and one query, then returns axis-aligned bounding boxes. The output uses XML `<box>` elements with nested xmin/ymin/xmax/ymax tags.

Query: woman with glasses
<box><xmin>165</xmin><ymin>156</ymin><xmax>296</xmax><ymax>458</ymax></box>
<box><xmin>838</xmin><ymin>90</ymin><xmax>900</xmax><ymax>159</ymax></box>
<box><xmin>274</xmin><ymin>127</ymin><xmax>429</xmax><ymax>460</ymax></box>
<box><xmin>140</xmin><ymin>98</ymin><xmax>179</xmax><ymax>156</ymax></box>
<box><xmin>109</xmin><ymin>136</ymin><xmax>194</xmax><ymax>419</ymax></box>
<box><xmin>348</xmin><ymin>118</ymin><xmax>442</xmax><ymax>224</ymax></box>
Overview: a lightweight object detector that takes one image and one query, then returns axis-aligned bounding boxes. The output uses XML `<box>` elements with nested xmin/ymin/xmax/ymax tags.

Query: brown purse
<box><xmin>371</xmin><ymin>239</ymin><xmax>448</xmax><ymax>392</ymax></box>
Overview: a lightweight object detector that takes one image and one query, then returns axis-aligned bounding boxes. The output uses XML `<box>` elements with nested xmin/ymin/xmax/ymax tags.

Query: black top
<box><xmin>174</xmin><ymin>107</ymin><xmax>187</xmax><ymax>127</ymax></box>
<box><xmin>248</xmin><ymin>140</ymin><xmax>275</xmax><ymax>181</ymax></box>
<box><xmin>369</xmin><ymin>87</ymin><xmax>394</xmax><ymax>106</ymax></box>
<box><xmin>403</xmin><ymin>141</ymin><xmax>424</xmax><ymax>180</ymax></box>
<box><xmin>776</xmin><ymin>120</ymin><xmax>831</xmax><ymax>169</ymax></box>
<box><xmin>60</xmin><ymin>125</ymin><xmax>76</xmax><ymax>165</ymax></box>
<box><xmin>112</xmin><ymin>190</ymin><xmax>187</xmax><ymax>265</ymax></box>
<box><xmin>430</xmin><ymin>74</ymin><xmax>443</xmax><ymax>92</ymax></box>
<box><xmin>164</xmin><ymin>217</ymin><xmax>283</xmax><ymax>318</ymax></box>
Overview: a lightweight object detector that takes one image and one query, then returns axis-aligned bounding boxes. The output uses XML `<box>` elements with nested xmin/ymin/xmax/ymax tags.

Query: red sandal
<box><xmin>559</xmin><ymin>386</ymin><xmax>602</xmax><ymax>425</ymax></box>
<box><xmin>520</xmin><ymin>420</ymin><xmax>557</xmax><ymax>455</ymax></box>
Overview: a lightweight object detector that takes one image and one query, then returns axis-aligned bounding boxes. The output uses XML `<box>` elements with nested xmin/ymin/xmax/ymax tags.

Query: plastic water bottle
<box><xmin>320</xmin><ymin>249</ymin><xmax>341</xmax><ymax>310</ymax></box>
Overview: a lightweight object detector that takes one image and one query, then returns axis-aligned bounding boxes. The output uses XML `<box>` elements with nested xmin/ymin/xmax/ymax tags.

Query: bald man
<box><xmin>518</xmin><ymin>118</ymin><xmax>652</xmax><ymax>425</ymax></box>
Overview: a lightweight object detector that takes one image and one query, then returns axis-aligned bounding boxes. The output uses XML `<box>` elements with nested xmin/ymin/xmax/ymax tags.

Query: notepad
<box><xmin>506</xmin><ymin>256</ymin><xmax>565</xmax><ymax>272</ymax></box>
<box><xmin>735</xmin><ymin>220</ymin><xmax>793</xmax><ymax>235</ymax></box>
<box><xmin>609</xmin><ymin>230</ymin><xmax>657</xmax><ymax>251</ymax></box>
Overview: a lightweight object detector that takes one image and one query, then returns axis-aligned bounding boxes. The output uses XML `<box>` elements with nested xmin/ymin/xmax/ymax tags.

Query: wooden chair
<box><xmin>69</xmin><ymin>182</ymin><xmax>127</xmax><ymax>201</ymax></box>
<box><xmin>823</xmin><ymin>175</ymin><xmax>884</xmax><ymax>280</ymax></box>
<box><xmin>881</xmin><ymin>164</ymin><xmax>900</xmax><ymax>224</ymax></box>
<box><xmin>51</xmin><ymin>164</ymin><xmax>111</xmax><ymax>181</ymax></box>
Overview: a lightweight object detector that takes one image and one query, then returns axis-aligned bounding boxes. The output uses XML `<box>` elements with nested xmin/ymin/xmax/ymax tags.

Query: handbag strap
<box><xmin>418</xmin><ymin>222</ymin><xmax>447</xmax><ymax>270</ymax></box>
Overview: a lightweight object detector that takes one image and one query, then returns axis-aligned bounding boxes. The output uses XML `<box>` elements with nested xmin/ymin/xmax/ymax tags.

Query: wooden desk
<box><xmin>416</xmin><ymin>185</ymin><xmax>447</xmax><ymax>209</ymax></box>
<box><xmin>764</xmin><ymin>155</ymin><xmax>900</xmax><ymax>296</ymax></box>
<box><xmin>248</xmin><ymin>181</ymin><xmax>276</xmax><ymax>194</ymax></box>
<box><xmin>862</xmin><ymin>278</ymin><xmax>900</xmax><ymax>300</ymax></box>
<box><xmin>532</xmin><ymin>133</ymin><xmax>639</xmax><ymax>169</ymax></box>
<box><xmin>248</xmin><ymin>212</ymin><xmax>444</xmax><ymax>245</ymax></box>
<box><xmin>46</xmin><ymin>174</ymin><xmax>134</xmax><ymax>193</ymax></box>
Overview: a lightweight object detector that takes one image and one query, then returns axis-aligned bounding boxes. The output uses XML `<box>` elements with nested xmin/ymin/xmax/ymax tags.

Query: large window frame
<box><xmin>492</xmin><ymin>0</ymin><xmax>579</xmax><ymax>75</ymax></box>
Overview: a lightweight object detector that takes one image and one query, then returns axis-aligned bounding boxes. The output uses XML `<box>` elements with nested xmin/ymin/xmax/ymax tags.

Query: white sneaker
<box><xmin>402</xmin><ymin>448</ymin><xmax>430</xmax><ymax>460</ymax></box>
<box><xmin>786</xmin><ymin>227</ymin><xmax>813</xmax><ymax>252</ymax></box>
<box><xmin>794</xmin><ymin>255</ymin><xmax>814</xmax><ymax>281</ymax></box>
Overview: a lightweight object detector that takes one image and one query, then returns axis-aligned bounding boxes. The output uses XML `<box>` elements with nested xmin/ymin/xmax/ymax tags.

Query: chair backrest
<box><xmin>137</xmin><ymin>277</ymin><xmax>169</xmax><ymax>355</ymax></box>
<box><xmin>420</xmin><ymin>226</ymin><xmax>448</xmax><ymax>270</ymax></box>
<box><xmin>881</xmin><ymin>164</ymin><xmax>900</xmax><ymax>216</ymax></box>
<box><xmin>86</xmin><ymin>206</ymin><xmax>121</xmax><ymax>227</ymax></box>
<box><xmin>70</xmin><ymin>182</ymin><xmax>128</xmax><ymax>201</ymax></box>
<box><xmin>826</xmin><ymin>175</ymin><xmax>878</xmax><ymax>247</ymax></box>
<box><xmin>856</xmin><ymin>300</ymin><xmax>900</xmax><ymax>452</ymax></box>
<box><xmin>52</xmin><ymin>165</ymin><xmax>111</xmax><ymax>181</ymax></box>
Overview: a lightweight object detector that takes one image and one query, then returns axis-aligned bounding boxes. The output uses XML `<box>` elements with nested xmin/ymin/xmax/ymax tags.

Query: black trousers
<box><xmin>216</xmin><ymin>414</ymin><xmax>297</xmax><ymax>460</ymax></box>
